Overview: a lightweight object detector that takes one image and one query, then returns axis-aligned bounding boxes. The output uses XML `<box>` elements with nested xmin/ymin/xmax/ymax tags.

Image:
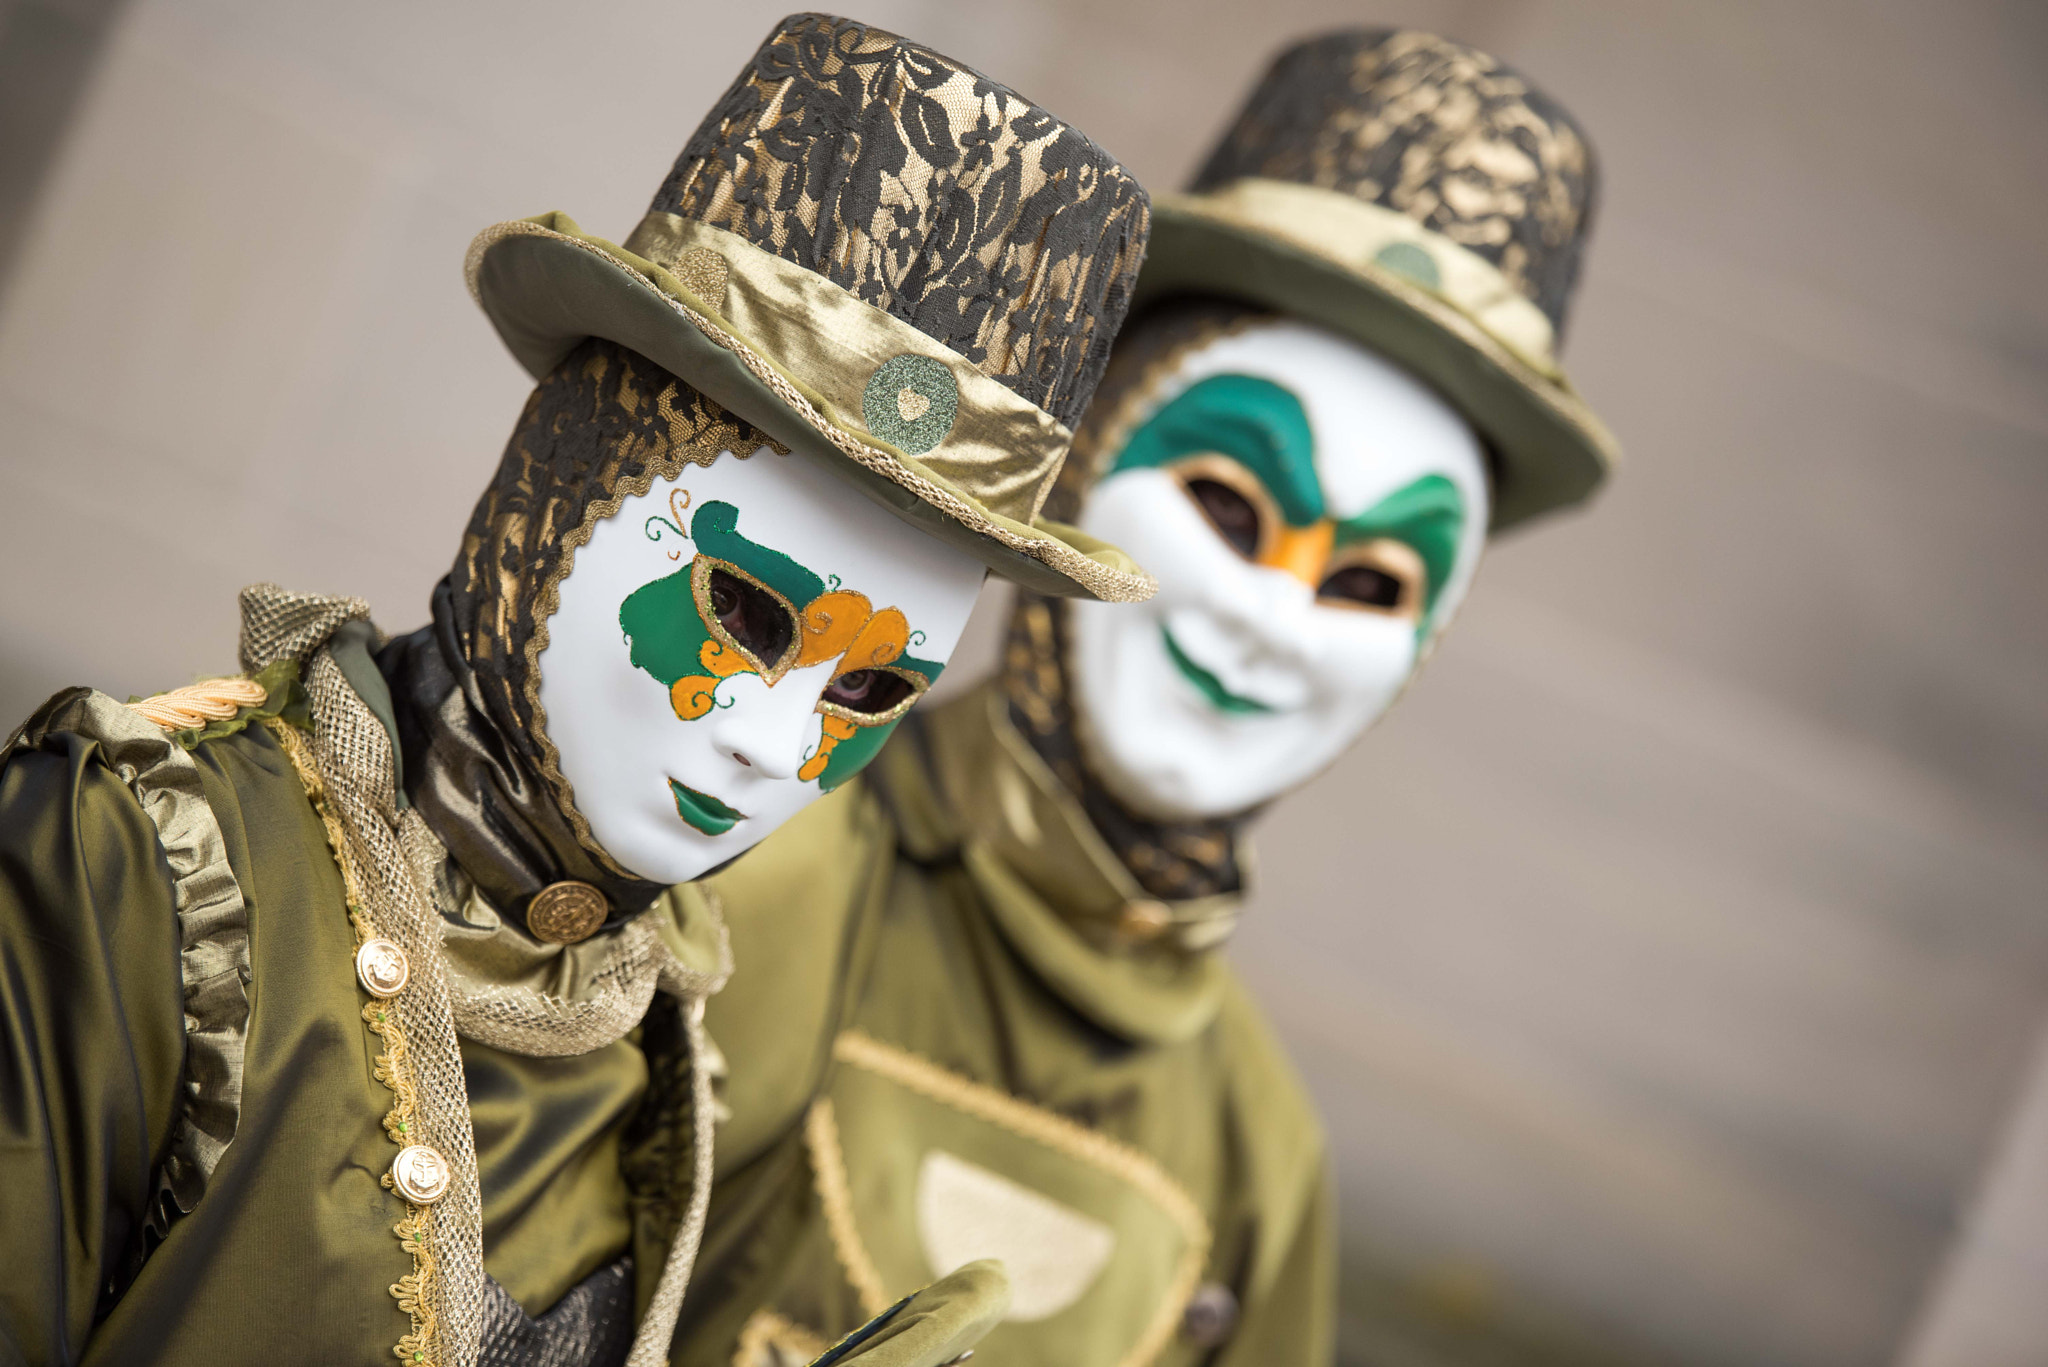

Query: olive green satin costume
<box><xmin>0</xmin><ymin>605</ymin><xmax>1005</xmax><ymax>1367</ymax></box>
<box><xmin>667</xmin><ymin>28</ymin><xmax>1621</xmax><ymax>1367</ymax></box>
<box><xmin>672</xmin><ymin>685</ymin><xmax>1332</xmax><ymax>1367</ymax></box>
<box><xmin>0</xmin><ymin>642</ymin><xmax>676</xmax><ymax>1362</ymax></box>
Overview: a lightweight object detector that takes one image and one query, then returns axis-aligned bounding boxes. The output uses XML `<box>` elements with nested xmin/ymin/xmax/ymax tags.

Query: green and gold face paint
<box><xmin>538</xmin><ymin>441</ymin><xmax>984</xmax><ymax>886</ymax></box>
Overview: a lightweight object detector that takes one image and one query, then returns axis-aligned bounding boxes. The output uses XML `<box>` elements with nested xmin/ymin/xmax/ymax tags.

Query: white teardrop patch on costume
<box><xmin>915</xmin><ymin>1149</ymin><xmax>1116</xmax><ymax>1322</ymax></box>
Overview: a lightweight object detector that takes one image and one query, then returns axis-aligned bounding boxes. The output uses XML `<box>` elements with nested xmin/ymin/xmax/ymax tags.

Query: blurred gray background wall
<box><xmin>2</xmin><ymin>1</ymin><xmax>2045</xmax><ymax>1364</ymax></box>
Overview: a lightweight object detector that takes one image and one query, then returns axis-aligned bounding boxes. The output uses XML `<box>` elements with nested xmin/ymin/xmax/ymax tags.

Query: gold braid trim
<box><xmin>818</xmin><ymin>1031</ymin><xmax>1213</xmax><ymax>1367</ymax></box>
<box><xmin>803</xmin><ymin>1097</ymin><xmax>893</xmax><ymax>1319</ymax></box>
<box><xmin>128</xmin><ymin>676</ymin><xmax>269</xmax><ymax>730</ymax></box>
<box><xmin>264</xmin><ymin>717</ymin><xmax>442</xmax><ymax>1366</ymax></box>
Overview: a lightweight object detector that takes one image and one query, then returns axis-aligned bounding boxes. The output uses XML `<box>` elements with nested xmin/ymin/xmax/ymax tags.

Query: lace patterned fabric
<box><xmin>657</xmin><ymin>13</ymin><xmax>1149</xmax><ymax>428</ymax></box>
<box><xmin>1189</xmin><ymin>28</ymin><xmax>1598</xmax><ymax>336</ymax></box>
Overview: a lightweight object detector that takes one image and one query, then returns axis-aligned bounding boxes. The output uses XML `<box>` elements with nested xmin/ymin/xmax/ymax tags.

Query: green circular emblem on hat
<box><xmin>863</xmin><ymin>354</ymin><xmax>958</xmax><ymax>456</ymax></box>
<box><xmin>1372</xmin><ymin>240</ymin><xmax>1442</xmax><ymax>291</ymax></box>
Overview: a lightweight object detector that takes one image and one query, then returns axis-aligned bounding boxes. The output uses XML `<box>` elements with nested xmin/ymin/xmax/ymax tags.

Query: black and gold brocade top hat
<box><xmin>465</xmin><ymin>13</ymin><xmax>1154</xmax><ymax>600</ymax></box>
<box><xmin>1139</xmin><ymin>29</ymin><xmax>1618</xmax><ymax>529</ymax></box>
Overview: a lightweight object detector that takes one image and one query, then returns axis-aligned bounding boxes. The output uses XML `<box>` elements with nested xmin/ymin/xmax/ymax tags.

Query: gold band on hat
<box><xmin>466</xmin><ymin>213</ymin><xmax>1155</xmax><ymax>604</ymax></box>
<box><xmin>1160</xmin><ymin>179</ymin><xmax>1562</xmax><ymax>380</ymax></box>
<box><xmin>623</xmin><ymin>215</ymin><xmax>1073</xmax><ymax>526</ymax></box>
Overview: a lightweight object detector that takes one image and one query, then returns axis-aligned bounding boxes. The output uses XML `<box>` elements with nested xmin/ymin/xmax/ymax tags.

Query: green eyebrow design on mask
<box><xmin>1111</xmin><ymin>374</ymin><xmax>1324</xmax><ymax>526</ymax></box>
<box><xmin>1336</xmin><ymin>473</ymin><xmax>1466</xmax><ymax>629</ymax></box>
<box><xmin>620</xmin><ymin>499</ymin><xmax>825</xmax><ymax>687</ymax></box>
<box><xmin>689</xmin><ymin>500</ymin><xmax>825</xmax><ymax>605</ymax></box>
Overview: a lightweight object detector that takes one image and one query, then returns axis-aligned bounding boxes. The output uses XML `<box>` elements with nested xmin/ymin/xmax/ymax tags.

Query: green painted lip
<box><xmin>669</xmin><ymin>779</ymin><xmax>745</xmax><ymax>836</ymax></box>
<box><xmin>1160</xmin><ymin>625</ymin><xmax>1275</xmax><ymax>715</ymax></box>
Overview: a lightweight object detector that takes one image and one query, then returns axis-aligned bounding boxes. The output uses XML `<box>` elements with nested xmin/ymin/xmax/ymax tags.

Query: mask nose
<box><xmin>1258</xmin><ymin>520</ymin><xmax>1334</xmax><ymax>589</ymax></box>
<box><xmin>706</xmin><ymin>670</ymin><xmax>827</xmax><ymax>781</ymax></box>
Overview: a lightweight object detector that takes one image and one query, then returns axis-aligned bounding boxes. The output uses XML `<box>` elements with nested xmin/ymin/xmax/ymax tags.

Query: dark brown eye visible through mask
<box><xmin>706</xmin><ymin>567</ymin><xmax>795</xmax><ymax>665</ymax></box>
<box><xmin>1317</xmin><ymin>538</ymin><xmax>1425</xmax><ymax>619</ymax></box>
<box><xmin>1318</xmin><ymin>563</ymin><xmax>1404</xmax><ymax>609</ymax></box>
<box><xmin>1185</xmin><ymin>478</ymin><xmax>1262</xmax><ymax>558</ymax></box>
<box><xmin>820</xmin><ymin>668</ymin><xmax>917</xmax><ymax>717</ymax></box>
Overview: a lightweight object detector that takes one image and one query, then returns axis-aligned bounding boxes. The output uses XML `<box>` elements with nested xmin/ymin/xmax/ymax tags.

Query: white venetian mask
<box><xmin>1066</xmin><ymin>318</ymin><xmax>1490</xmax><ymax>821</ymax></box>
<box><xmin>539</xmin><ymin>444</ymin><xmax>986</xmax><ymax>884</ymax></box>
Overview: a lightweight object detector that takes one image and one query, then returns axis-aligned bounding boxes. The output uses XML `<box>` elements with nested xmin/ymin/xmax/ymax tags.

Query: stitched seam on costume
<box><xmin>468</xmin><ymin>221</ymin><xmax>1157</xmax><ymax>605</ymax></box>
<box><xmin>802</xmin><ymin>1097</ymin><xmax>894</xmax><ymax>1319</ymax></box>
<box><xmin>733</xmin><ymin>1307</ymin><xmax>830</xmax><ymax>1367</ymax></box>
<box><xmin>265</xmin><ymin>716</ymin><xmax>442</xmax><ymax>1367</ymax></box>
<box><xmin>830</xmin><ymin>1029</ymin><xmax>1212</xmax><ymax>1367</ymax></box>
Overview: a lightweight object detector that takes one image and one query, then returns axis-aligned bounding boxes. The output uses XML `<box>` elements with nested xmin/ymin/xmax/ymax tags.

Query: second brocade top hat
<box><xmin>1141</xmin><ymin>29</ymin><xmax>1619</xmax><ymax>529</ymax></box>
<box><xmin>466</xmin><ymin>12</ymin><xmax>1154</xmax><ymax>601</ymax></box>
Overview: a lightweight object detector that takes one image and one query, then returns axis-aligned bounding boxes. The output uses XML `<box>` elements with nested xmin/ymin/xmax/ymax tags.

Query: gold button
<box><xmin>389</xmin><ymin>1144</ymin><xmax>451</xmax><ymax>1204</ymax></box>
<box><xmin>1117</xmin><ymin>899</ymin><xmax>1172</xmax><ymax>944</ymax></box>
<box><xmin>527</xmin><ymin>880</ymin><xmax>609</xmax><ymax>944</ymax></box>
<box><xmin>355</xmin><ymin>937</ymin><xmax>409</xmax><ymax>998</ymax></box>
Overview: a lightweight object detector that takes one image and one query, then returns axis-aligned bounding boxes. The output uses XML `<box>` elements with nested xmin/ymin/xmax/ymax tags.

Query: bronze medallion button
<box><xmin>526</xmin><ymin>880</ymin><xmax>609</xmax><ymax>944</ymax></box>
<box><xmin>355</xmin><ymin>937</ymin><xmax>410</xmax><ymax>998</ymax></box>
<box><xmin>389</xmin><ymin>1144</ymin><xmax>451</xmax><ymax>1204</ymax></box>
<box><xmin>1116</xmin><ymin>898</ymin><xmax>1173</xmax><ymax>945</ymax></box>
<box><xmin>1179</xmin><ymin>1281</ymin><xmax>1239</xmax><ymax>1347</ymax></box>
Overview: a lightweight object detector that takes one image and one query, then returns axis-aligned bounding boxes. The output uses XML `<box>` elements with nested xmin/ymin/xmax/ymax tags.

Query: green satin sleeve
<box><xmin>0</xmin><ymin>732</ymin><xmax>186</xmax><ymax>1364</ymax></box>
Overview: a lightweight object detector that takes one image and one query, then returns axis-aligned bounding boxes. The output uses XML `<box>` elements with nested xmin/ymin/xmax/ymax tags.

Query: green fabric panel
<box><xmin>1111</xmin><ymin>373</ymin><xmax>1324</xmax><ymax>527</ymax></box>
<box><xmin>0</xmin><ymin>720</ymin><xmax>415</xmax><ymax>1365</ymax></box>
<box><xmin>690</xmin><ymin>500</ymin><xmax>825</xmax><ymax>609</ymax></box>
<box><xmin>464</xmin><ymin>1037</ymin><xmax>644</xmax><ymax>1314</ymax></box>
<box><xmin>622</xmin><ymin>566</ymin><xmax>717</xmax><ymax>687</ymax></box>
<box><xmin>0</xmin><ymin>729</ymin><xmax>187</xmax><ymax>1360</ymax></box>
<box><xmin>670</xmin><ymin>684</ymin><xmax>1335</xmax><ymax>1367</ymax></box>
<box><xmin>1334</xmin><ymin>472</ymin><xmax>1465</xmax><ymax>626</ymax></box>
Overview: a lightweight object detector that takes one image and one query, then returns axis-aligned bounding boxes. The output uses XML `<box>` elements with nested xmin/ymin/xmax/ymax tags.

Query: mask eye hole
<box><xmin>820</xmin><ymin>668</ymin><xmax>920</xmax><ymax>720</ymax></box>
<box><xmin>1185</xmin><ymin>479</ymin><xmax>1262</xmax><ymax>558</ymax></box>
<box><xmin>1317</xmin><ymin>538</ymin><xmax>1425</xmax><ymax>619</ymax></box>
<box><xmin>1169</xmin><ymin>455</ymin><xmax>1278</xmax><ymax>561</ymax></box>
<box><xmin>1318</xmin><ymin>564</ymin><xmax>1404</xmax><ymax>609</ymax></box>
<box><xmin>707</xmin><ymin>567</ymin><xmax>794</xmax><ymax>663</ymax></box>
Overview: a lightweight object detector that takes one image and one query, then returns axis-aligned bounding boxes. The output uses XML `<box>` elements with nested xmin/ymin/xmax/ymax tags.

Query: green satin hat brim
<box><xmin>1138</xmin><ymin>200</ymin><xmax>1619</xmax><ymax>532</ymax></box>
<box><xmin>467</xmin><ymin>215</ymin><xmax>1155</xmax><ymax>602</ymax></box>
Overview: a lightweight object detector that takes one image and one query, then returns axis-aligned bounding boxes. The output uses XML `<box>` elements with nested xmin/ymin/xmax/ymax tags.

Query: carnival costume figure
<box><xmin>679</xmin><ymin>29</ymin><xmax>1618</xmax><ymax>1367</ymax></box>
<box><xmin>0</xmin><ymin>15</ymin><xmax>1154</xmax><ymax>1367</ymax></box>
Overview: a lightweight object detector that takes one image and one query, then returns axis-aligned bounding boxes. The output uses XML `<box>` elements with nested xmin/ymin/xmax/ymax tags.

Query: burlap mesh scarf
<box><xmin>388</xmin><ymin>338</ymin><xmax>788</xmax><ymax>920</ymax></box>
<box><xmin>1002</xmin><ymin>299</ymin><xmax>1266</xmax><ymax>902</ymax></box>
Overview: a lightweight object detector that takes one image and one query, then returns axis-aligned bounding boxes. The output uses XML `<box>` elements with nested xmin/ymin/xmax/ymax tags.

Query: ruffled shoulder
<box><xmin>7</xmin><ymin>680</ymin><xmax>258</xmax><ymax>1268</ymax></box>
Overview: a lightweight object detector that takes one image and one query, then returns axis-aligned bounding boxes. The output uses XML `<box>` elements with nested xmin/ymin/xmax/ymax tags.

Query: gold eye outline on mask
<box><xmin>690</xmin><ymin>556</ymin><xmax>804</xmax><ymax>683</ymax></box>
<box><xmin>1316</xmin><ymin>538</ymin><xmax>1425</xmax><ymax>621</ymax></box>
<box><xmin>1166</xmin><ymin>454</ymin><xmax>1280</xmax><ymax>562</ymax></box>
<box><xmin>815</xmin><ymin>664</ymin><xmax>930</xmax><ymax>727</ymax></box>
